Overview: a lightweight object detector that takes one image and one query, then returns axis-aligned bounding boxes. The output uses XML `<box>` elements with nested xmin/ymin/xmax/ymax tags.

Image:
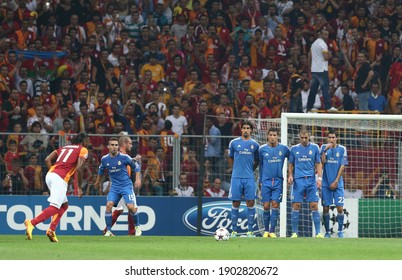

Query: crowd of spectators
<box><xmin>0</xmin><ymin>0</ymin><xmax>402</xmax><ymax>196</ymax></box>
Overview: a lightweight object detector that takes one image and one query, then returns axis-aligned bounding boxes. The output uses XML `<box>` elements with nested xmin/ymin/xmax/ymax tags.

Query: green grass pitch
<box><xmin>1</xmin><ymin>235</ymin><xmax>402</xmax><ymax>260</ymax></box>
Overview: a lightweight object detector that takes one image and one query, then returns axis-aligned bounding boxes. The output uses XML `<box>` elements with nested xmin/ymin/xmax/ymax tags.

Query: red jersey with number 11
<box><xmin>48</xmin><ymin>144</ymin><xmax>89</xmax><ymax>183</ymax></box>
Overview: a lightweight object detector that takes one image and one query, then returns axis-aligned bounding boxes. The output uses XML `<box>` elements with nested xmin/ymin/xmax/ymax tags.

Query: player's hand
<box><xmin>330</xmin><ymin>181</ymin><xmax>338</xmax><ymax>190</ymax></box>
<box><xmin>317</xmin><ymin>180</ymin><xmax>322</xmax><ymax>189</ymax></box>
<box><xmin>134</xmin><ymin>179</ymin><xmax>141</xmax><ymax>189</ymax></box>
<box><xmin>77</xmin><ymin>188</ymin><xmax>83</xmax><ymax>198</ymax></box>
<box><xmin>133</xmin><ymin>154</ymin><xmax>142</xmax><ymax>162</ymax></box>
<box><xmin>288</xmin><ymin>175</ymin><xmax>293</xmax><ymax>185</ymax></box>
<box><xmin>326</xmin><ymin>143</ymin><xmax>333</xmax><ymax>150</ymax></box>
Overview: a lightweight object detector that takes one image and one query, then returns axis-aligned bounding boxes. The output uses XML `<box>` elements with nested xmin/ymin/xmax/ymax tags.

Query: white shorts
<box><xmin>102</xmin><ymin>181</ymin><xmax>110</xmax><ymax>193</ymax></box>
<box><xmin>115</xmin><ymin>197</ymin><xmax>127</xmax><ymax>211</ymax></box>
<box><xmin>115</xmin><ymin>194</ymin><xmax>138</xmax><ymax>211</ymax></box>
<box><xmin>46</xmin><ymin>172</ymin><xmax>68</xmax><ymax>209</ymax></box>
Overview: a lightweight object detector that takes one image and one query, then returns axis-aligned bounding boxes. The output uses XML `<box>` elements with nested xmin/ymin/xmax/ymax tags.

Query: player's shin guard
<box><xmin>312</xmin><ymin>210</ymin><xmax>321</xmax><ymax>235</ymax></box>
<box><xmin>337</xmin><ymin>213</ymin><xmax>344</xmax><ymax>232</ymax></box>
<box><xmin>49</xmin><ymin>203</ymin><xmax>68</xmax><ymax>231</ymax></box>
<box><xmin>291</xmin><ymin>209</ymin><xmax>300</xmax><ymax>234</ymax></box>
<box><xmin>231</xmin><ymin>207</ymin><xmax>239</xmax><ymax>232</ymax></box>
<box><xmin>31</xmin><ymin>205</ymin><xmax>59</xmax><ymax>226</ymax></box>
<box><xmin>263</xmin><ymin>209</ymin><xmax>270</xmax><ymax>232</ymax></box>
<box><xmin>247</xmin><ymin>207</ymin><xmax>256</xmax><ymax>232</ymax></box>
<box><xmin>105</xmin><ymin>211</ymin><xmax>113</xmax><ymax>230</ymax></box>
<box><xmin>323</xmin><ymin>213</ymin><xmax>330</xmax><ymax>233</ymax></box>
<box><xmin>270</xmin><ymin>208</ymin><xmax>279</xmax><ymax>232</ymax></box>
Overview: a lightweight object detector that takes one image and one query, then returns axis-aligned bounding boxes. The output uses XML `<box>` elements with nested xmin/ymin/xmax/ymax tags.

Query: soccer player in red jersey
<box><xmin>24</xmin><ymin>133</ymin><xmax>89</xmax><ymax>242</ymax></box>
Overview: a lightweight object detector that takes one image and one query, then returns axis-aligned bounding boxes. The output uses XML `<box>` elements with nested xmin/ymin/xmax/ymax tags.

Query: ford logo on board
<box><xmin>182</xmin><ymin>201</ymin><xmax>263</xmax><ymax>236</ymax></box>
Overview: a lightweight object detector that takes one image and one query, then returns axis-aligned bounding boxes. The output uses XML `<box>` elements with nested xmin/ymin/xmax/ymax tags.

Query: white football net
<box><xmin>204</xmin><ymin>113</ymin><xmax>402</xmax><ymax>238</ymax></box>
<box><xmin>279</xmin><ymin>113</ymin><xmax>402</xmax><ymax>238</ymax></box>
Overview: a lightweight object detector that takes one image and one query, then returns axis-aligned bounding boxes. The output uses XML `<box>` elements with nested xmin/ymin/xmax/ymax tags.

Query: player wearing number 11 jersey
<box><xmin>24</xmin><ymin>133</ymin><xmax>89</xmax><ymax>242</ymax></box>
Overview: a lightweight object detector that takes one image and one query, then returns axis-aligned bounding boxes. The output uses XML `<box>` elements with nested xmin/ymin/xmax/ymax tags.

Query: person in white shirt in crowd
<box><xmin>173</xmin><ymin>172</ymin><xmax>194</xmax><ymax>197</ymax></box>
<box><xmin>307</xmin><ymin>28</ymin><xmax>337</xmax><ymax>112</ymax></box>
<box><xmin>27</xmin><ymin>104</ymin><xmax>53</xmax><ymax>133</ymax></box>
<box><xmin>73</xmin><ymin>89</ymin><xmax>95</xmax><ymax>116</ymax></box>
<box><xmin>165</xmin><ymin>103</ymin><xmax>188</xmax><ymax>136</ymax></box>
<box><xmin>343</xmin><ymin>176</ymin><xmax>364</xmax><ymax>199</ymax></box>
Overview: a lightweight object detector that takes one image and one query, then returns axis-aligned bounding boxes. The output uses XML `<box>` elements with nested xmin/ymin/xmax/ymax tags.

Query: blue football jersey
<box><xmin>98</xmin><ymin>152</ymin><xmax>141</xmax><ymax>189</ymax></box>
<box><xmin>228</xmin><ymin>137</ymin><xmax>260</xmax><ymax>179</ymax></box>
<box><xmin>259</xmin><ymin>143</ymin><xmax>290</xmax><ymax>182</ymax></box>
<box><xmin>321</xmin><ymin>144</ymin><xmax>348</xmax><ymax>187</ymax></box>
<box><xmin>289</xmin><ymin>142</ymin><xmax>321</xmax><ymax>178</ymax></box>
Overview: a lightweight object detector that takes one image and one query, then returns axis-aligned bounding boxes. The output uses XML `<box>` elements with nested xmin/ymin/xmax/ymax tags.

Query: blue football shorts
<box><xmin>261</xmin><ymin>178</ymin><xmax>283</xmax><ymax>203</ymax></box>
<box><xmin>321</xmin><ymin>181</ymin><xmax>345</xmax><ymax>206</ymax></box>
<box><xmin>107</xmin><ymin>187</ymin><xmax>136</xmax><ymax>207</ymax></box>
<box><xmin>228</xmin><ymin>178</ymin><xmax>257</xmax><ymax>201</ymax></box>
<box><xmin>291</xmin><ymin>177</ymin><xmax>319</xmax><ymax>203</ymax></box>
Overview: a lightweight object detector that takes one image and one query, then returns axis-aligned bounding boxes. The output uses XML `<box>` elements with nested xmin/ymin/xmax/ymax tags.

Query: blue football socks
<box><xmin>323</xmin><ymin>213</ymin><xmax>330</xmax><ymax>233</ymax></box>
<box><xmin>247</xmin><ymin>207</ymin><xmax>256</xmax><ymax>232</ymax></box>
<box><xmin>105</xmin><ymin>211</ymin><xmax>112</xmax><ymax>230</ymax></box>
<box><xmin>291</xmin><ymin>209</ymin><xmax>300</xmax><ymax>234</ymax></box>
<box><xmin>263</xmin><ymin>209</ymin><xmax>270</xmax><ymax>232</ymax></box>
<box><xmin>337</xmin><ymin>213</ymin><xmax>344</xmax><ymax>233</ymax></box>
<box><xmin>231</xmin><ymin>207</ymin><xmax>239</xmax><ymax>232</ymax></box>
<box><xmin>312</xmin><ymin>210</ymin><xmax>321</xmax><ymax>235</ymax></box>
<box><xmin>270</xmin><ymin>208</ymin><xmax>279</xmax><ymax>232</ymax></box>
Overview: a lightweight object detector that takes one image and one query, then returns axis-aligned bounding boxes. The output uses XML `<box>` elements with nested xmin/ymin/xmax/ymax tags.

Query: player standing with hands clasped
<box><xmin>94</xmin><ymin>137</ymin><xmax>142</xmax><ymax>236</ymax></box>
<box><xmin>24</xmin><ymin>133</ymin><xmax>89</xmax><ymax>242</ymax></box>
<box><xmin>321</xmin><ymin>130</ymin><xmax>348</xmax><ymax>238</ymax></box>
<box><xmin>259</xmin><ymin>127</ymin><xmax>289</xmax><ymax>238</ymax></box>
<box><xmin>228</xmin><ymin>120</ymin><xmax>260</xmax><ymax>238</ymax></box>
<box><xmin>288</xmin><ymin>128</ymin><xmax>324</xmax><ymax>238</ymax></box>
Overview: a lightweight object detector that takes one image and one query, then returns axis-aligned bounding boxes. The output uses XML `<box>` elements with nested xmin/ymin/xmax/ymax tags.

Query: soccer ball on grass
<box><xmin>214</xmin><ymin>228</ymin><xmax>230</xmax><ymax>241</ymax></box>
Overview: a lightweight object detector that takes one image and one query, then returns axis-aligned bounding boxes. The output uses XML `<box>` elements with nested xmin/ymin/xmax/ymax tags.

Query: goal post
<box><xmin>280</xmin><ymin>113</ymin><xmax>402</xmax><ymax>238</ymax></box>
<box><xmin>201</xmin><ymin>113</ymin><xmax>402</xmax><ymax>237</ymax></box>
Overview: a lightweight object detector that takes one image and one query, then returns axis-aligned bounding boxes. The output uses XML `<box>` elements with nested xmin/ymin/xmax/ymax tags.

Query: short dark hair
<box><xmin>108</xmin><ymin>137</ymin><xmax>119</xmax><ymax>144</ymax></box>
<box><xmin>72</xmin><ymin>132</ymin><xmax>88</xmax><ymax>144</ymax></box>
<box><xmin>268</xmin><ymin>127</ymin><xmax>279</xmax><ymax>134</ymax></box>
<box><xmin>327</xmin><ymin>129</ymin><xmax>337</xmax><ymax>137</ymax></box>
<box><xmin>31</xmin><ymin>121</ymin><xmax>42</xmax><ymax>129</ymax></box>
<box><xmin>341</xmin><ymin>83</ymin><xmax>349</xmax><ymax>89</ymax></box>
<box><xmin>242</xmin><ymin>120</ymin><xmax>254</xmax><ymax>131</ymax></box>
<box><xmin>164</xmin><ymin>119</ymin><xmax>173</xmax><ymax>130</ymax></box>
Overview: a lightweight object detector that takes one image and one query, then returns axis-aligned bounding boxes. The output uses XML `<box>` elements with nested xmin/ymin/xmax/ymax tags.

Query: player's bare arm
<box><xmin>134</xmin><ymin>171</ymin><xmax>141</xmax><ymax>189</ymax></box>
<box><xmin>316</xmin><ymin>162</ymin><xmax>323</xmax><ymax>189</ymax></box>
<box><xmin>75</xmin><ymin>157</ymin><xmax>87</xmax><ymax>198</ymax></box>
<box><xmin>330</xmin><ymin>165</ymin><xmax>345</xmax><ymax>190</ymax></box>
<box><xmin>94</xmin><ymin>174</ymin><xmax>104</xmax><ymax>190</ymax></box>
<box><xmin>288</xmin><ymin>163</ymin><xmax>294</xmax><ymax>185</ymax></box>
<box><xmin>44</xmin><ymin>150</ymin><xmax>58</xmax><ymax>169</ymax></box>
<box><xmin>228</xmin><ymin>157</ymin><xmax>233</xmax><ymax>169</ymax></box>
